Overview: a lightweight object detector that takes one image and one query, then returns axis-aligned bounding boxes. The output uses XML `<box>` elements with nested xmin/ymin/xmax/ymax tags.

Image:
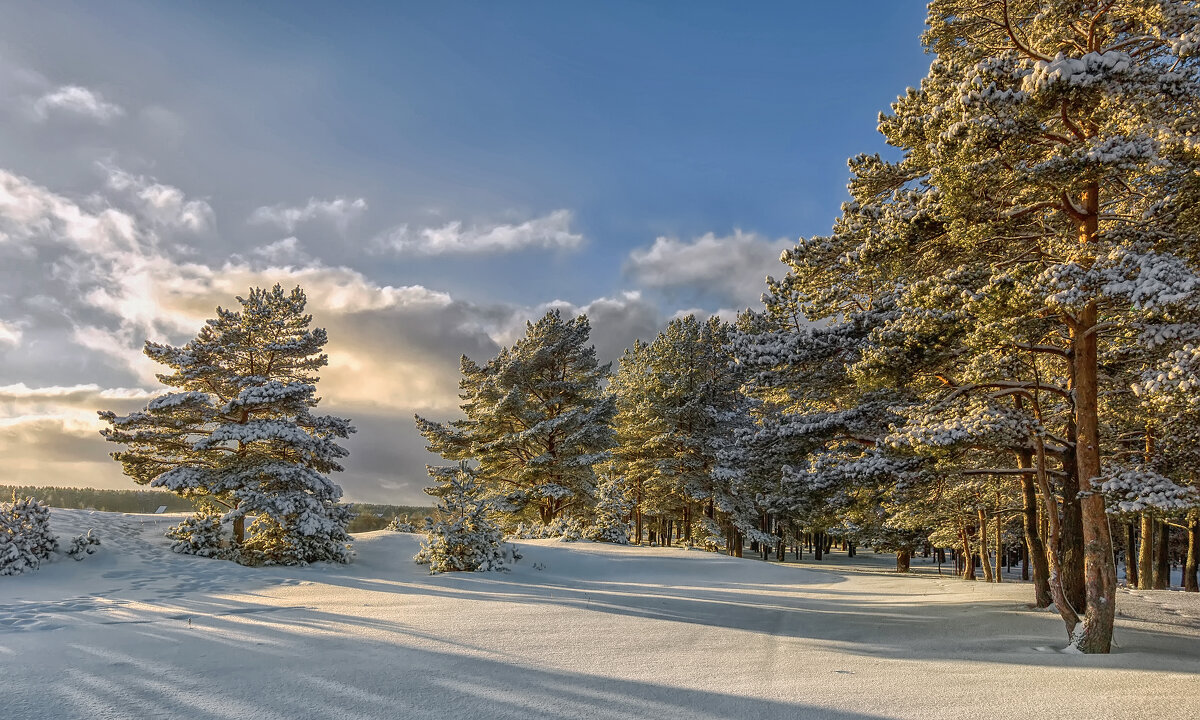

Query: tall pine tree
<box><xmin>416</xmin><ymin>310</ymin><xmax>615</xmax><ymax>525</ymax></box>
<box><xmin>99</xmin><ymin>284</ymin><xmax>355</xmax><ymax>566</ymax></box>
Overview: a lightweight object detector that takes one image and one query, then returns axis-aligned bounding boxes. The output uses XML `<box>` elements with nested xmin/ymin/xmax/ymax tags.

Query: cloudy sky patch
<box><xmin>0</xmin><ymin>1</ymin><xmax>930</xmax><ymax>503</ymax></box>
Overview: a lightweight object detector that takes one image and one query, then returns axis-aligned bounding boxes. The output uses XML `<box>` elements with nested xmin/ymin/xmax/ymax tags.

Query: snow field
<box><xmin>0</xmin><ymin>509</ymin><xmax>1197</xmax><ymax>720</ymax></box>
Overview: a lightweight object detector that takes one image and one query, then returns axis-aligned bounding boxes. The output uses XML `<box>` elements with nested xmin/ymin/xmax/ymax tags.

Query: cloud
<box><xmin>372</xmin><ymin>209</ymin><xmax>583</xmax><ymax>256</ymax></box>
<box><xmin>0</xmin><ymin>164</ymin><xmax>675</xmax><ymax>503</ymax></box>
<box><xmin>251</xmin><ymin>236</ymin><xmax>310</xmax><ymax>266</ymax></box>
<box><xmin>0</xmin><ymin>383</ymin><xmax>156</xmax><ymax>401</ymax></box>
<box><xmin>249</xmin><ymin>197</ymin><xmax>368</xmax><ymax>233</ymax></box>
<box><xmin>32</xmin><ymin>85</ymin><xmax>124</xmax><ymax>123</ymax></box>
<box><xmin>0</xmin><ymin>320</ymin><xmax>21</xmax><ymax>345</ymax></box>
<box><xmin>625</xmin><ymin>230</ymin><xmax>793</xmax><ymax>309</ymax></box>
<box><xmin>103</xmin><ymin>165</ymin><xmax>214</xmax><ymax>232</ymax></box>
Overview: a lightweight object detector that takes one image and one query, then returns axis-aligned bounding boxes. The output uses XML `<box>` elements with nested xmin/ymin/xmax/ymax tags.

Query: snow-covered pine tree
<box><xmin>65</xmin><ymin>531</ymin><xmax>101</xmax><ymax>560</ymax></box>
<box><xmin>416</xmin><ymin>310</ymin><xmax>615</xmax><ymax>527</ymax></box>
<box><xmin>869</xmin><ymin>0</ymin><xmax>1200</xmax><ymax>652</ymax></box>
<box><xmin>0</xmin><ymin>495</ymin><xmax>58</xmax><ymax>575</ymax></box>
<box><xmin>415</xmin><ymin>462</ymin><xmax>514</xmax><ymax>573</ymax></box>
<box><xmin>731</xmin><ymin>229</ymin><xmax>913</xmax><ymax>566</ymax></box>
<box><xmin>610</xmin><ymin>315</ymin><xmax>748</xmax><ymax>548</ymax></box>
<box><xmin>99</xmin><ymin>284</ymin><xmax>356</xmax><ymax>566</ymax></box>
<box><xmin>609</xmin><ymin>339</ymin><xmax>663</xmax><ymax>544</ymax></box>
<box><xmin>587</xmin><ymin>470</ymin><xmax>634</xmax><ymax>544</ymax></box>
<box><xmin>164</xmin><ymin>510</ymin><xmax>227</xmax><ymax>558</ymax></box>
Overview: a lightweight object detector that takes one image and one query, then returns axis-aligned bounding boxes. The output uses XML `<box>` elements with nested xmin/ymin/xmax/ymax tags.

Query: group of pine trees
<box><xmin>71</xmin><ymin>2</ymin><xmax>1200</xmax><ymax>655</ymax></box>
<box><xmin>415</xmin><ymin>2</ymin><xmax>1200</xmax><ymax>654</ymax></box>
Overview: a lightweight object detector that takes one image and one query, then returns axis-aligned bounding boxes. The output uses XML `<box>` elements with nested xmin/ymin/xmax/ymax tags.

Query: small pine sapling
<box><xmin>66</xmin><ymin>530</ymin><xmax>101</xmax><ymax>560</ymax></box>
<box><xmin>415</xmin><ymin>462</ymin><xmax>516</xmax><ymax>573</ymax></box>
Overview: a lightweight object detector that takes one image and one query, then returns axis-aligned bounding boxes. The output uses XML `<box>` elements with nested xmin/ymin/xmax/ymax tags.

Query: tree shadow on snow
<box><xmin>19</xmin><ymin>600</ymin><xmax>904</xmax><ymax>720</ymax></box>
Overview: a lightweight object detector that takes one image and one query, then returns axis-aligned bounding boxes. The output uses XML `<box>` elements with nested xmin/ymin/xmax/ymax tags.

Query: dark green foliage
<box><xmin>0</xmin><ymin>486</ymin><xmax>198</xmax><ymax>514</ymax></box>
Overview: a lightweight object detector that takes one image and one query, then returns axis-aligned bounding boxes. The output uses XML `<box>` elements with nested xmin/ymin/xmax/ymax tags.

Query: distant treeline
<box><xmin>345</xmin><ymin>503</ymin><xmax>434</xmax><ymax>533</ymax></box>
<box><xmin>2</xmin><ymin>486</ymin><xmax>199</xmax><ymax>513</ymax></box>
<box><xmin>4</xmin><ymin>485</ymin><xmax>432</xmax><ymax>533</ymax></box>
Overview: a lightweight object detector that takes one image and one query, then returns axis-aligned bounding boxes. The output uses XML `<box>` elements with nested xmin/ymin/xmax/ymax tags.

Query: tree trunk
<box><xmin>814</xmin><ymin>531</ymin><xmax>823</xmax><ymax>561</ymax></box>
<box><xmin>233</xmin><ymin>515</ymin><xmax>245</xmax><ymax>545</ymax></box>
<box><xmin>1060</xmin><ymin>429</ymin><xmax>1088</xmax><ymax>613</ymax></box>
<box><xmin>961</xmin><ymin>527</ymin><xmax>975</xmax><ymax>581</ymax></box>
<box><xmin>1185</xmin><ymin>513</ymin><xmax>1199</xmax><ymax>593</ymax></box>
<box><xmin>1018</xmin><ymin>448</ymin><xmax>1052</xmax><ymax>605</ymax></box>
<box><xmin>977</xmin><ymin>509</ymin><xmax>994</xmax><ymax>583</ymax></box>
<box><xmin>1139</xmin><ymin>513</ymin><xmax>1155</xmax><ymax>590</ymax></box>
<box><xmin>1125</xmin><ymin>521</ymin><xmax>1138</xmax><ymax>588</ymax></box>
<box><xmin>1070</xmin><ymin>296</ymin><xmax>1117</xmax><ymax>653</ymax></box>
<box><xmin>1034</xmin><ymin>434</ymin><xmax>1081</xmax><ymax>633</ymax></box>
<box><xmin>896</xmin><ymin>549</ymin><xmax>911</xmax><ymax>573</ymax></box>
<box><xmin>995</xmin><ymin>511</ymin><xmax>1003</xmax><ymax>583</ymax></box>
<box><xmin>1154</xmin><ymin>520</ymin><xmax>1170</xmax><ymax>590</ymax></box>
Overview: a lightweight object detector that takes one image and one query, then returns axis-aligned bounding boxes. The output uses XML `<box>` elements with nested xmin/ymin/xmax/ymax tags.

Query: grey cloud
<box><xmin>625</xmin><ymin>230</ymin><xmax>793</xmax><ymax>310</ymax></box>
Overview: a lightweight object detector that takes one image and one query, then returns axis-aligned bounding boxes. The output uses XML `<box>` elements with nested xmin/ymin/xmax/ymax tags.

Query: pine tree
<box><xmin>415</xmin><ymin>462</ymin><xmax>515</xmax><ymax>573</ymax></box>
<box><xmin>416</xmin><ymin>310</ymin><xmax>615</xmax><ymax>526</ymax></box>
<box><xmin>65</xmin><ymin>531</ymin><xmax>101</xmax><ymax>561</ymax></box>
<box><xmin>587</xmin><ymin>470</ymin><xmax>634</xmax><ymax>544</ymax></box>
<box><xmin>874</xmin><ymin>0</ymin><xmax>1200</xmax><ymax>652</ymax></box>
<box><xmin>99</xmin><ymin>284</ymin><xmax>355</xmax><ymax>566</ymax></box>
<box><xmin>610</xmin><ymin>315</ymin><xmax>748</xmax><ymax>548</ymax></box>
<box><xmin>0</xmin><ymin>496</ymin><xmax>58</xmax><ymax>575</ymax></box>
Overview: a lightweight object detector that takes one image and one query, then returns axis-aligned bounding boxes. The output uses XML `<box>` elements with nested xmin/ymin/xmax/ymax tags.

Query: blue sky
<box><xmin>0</xmin><ymin>1</ymin><xmax>931</xmax><ymax>502</ymax></box>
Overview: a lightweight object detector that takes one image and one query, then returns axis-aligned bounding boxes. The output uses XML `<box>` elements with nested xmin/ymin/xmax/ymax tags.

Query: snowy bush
<box><xmin>586</xmin><ymin>474</ymin><xmax>633</xmax><ymax>544</ymax></box>
<box><xmin>0</xmin><ymin>496</ymin><xmax>59</xmax><ymax>576</ymax></box>
<box><xmin>239</xmin><ymin>504</ymin><xmax>354</xmax><ymax>566</ymax></box>
<box><xmin>65</xmin><ymin>530</ymin><xmax>101</xmax><ymax>560</ymax></box>
<box><xmin>511</xmin><ymin>516</ymin><xmax>588</xmax><ymax>541</ymax></box>
<box><xmin>165</xmin><ymin>511</ymin><xmax>227</xmax><ymax>558</ymax></box>
<box><xmin>416</xmin><ymin>463</ymin><xmax>517</xmax><ymax>573</ymax></box>
<box><xmin>385</xmin><ymin>515</ymin><xmax>418</xmax><ymax>532</ymax></box>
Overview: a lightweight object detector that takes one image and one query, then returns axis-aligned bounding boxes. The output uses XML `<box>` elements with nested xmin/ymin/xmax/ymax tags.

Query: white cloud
<box><xmin>251</xmin><ymin>236</ymin><xmax>309</xmax><ymax>265</ymax></box>
<box><xmin>0</xmin><ymin>383</ymin><xmax>155</xmax><ymax>400</ymax></box>
<box><xmin>249</xmin><ymin>197</ymin><xmax>367</xmax><ymax>232</ymax></box>
<box><xmin>103</xmin><ymin>165</ymin><xmax>214</xmax><ymax>233</ymax></box>
<box><xmin>372</xmin><ymin>209</ymin><xmax>583</xmax><ymax>256</ymax></box>
<box><xmin>625</xmin><ymin>230</ymin><xmax>793</xmax><ymax>309</ymax></box>
<box><xmin>669</xmin><ymin>306</ymin><xmax>741</xmax><ymax>324</ymax></box>
<box><xmin>0</xmin><ymin>164</ymin><xmax>673</xmax><ymax>503</ymax></box>
<box><xmin>32</xmin><ymin>85</ymin><xmax>124</xmax><ymax>123</ymax></box>
<box><xmin>0</xmin><ymin>320</ymin><xmax>21</xmax><ymax>345</ymax></box>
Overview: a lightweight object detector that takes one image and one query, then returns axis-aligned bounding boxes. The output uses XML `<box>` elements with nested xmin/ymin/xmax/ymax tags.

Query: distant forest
<box><xmin>2</xmin><ymin>486</ymin><xmax>431</xmax><ymax>533</ymax></box>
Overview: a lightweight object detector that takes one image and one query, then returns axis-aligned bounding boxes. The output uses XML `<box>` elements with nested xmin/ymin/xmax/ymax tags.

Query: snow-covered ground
<box><xmin>2</xmin><ymin>510</ymin><xmax>1198</xmax><ymax>720</ymax></box>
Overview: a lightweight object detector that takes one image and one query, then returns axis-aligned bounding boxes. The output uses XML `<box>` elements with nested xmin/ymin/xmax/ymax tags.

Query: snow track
<box><xmin>1</xmin><ymin>510</ymin><xmax>1198</xmax><ymax>720</ymax></box>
